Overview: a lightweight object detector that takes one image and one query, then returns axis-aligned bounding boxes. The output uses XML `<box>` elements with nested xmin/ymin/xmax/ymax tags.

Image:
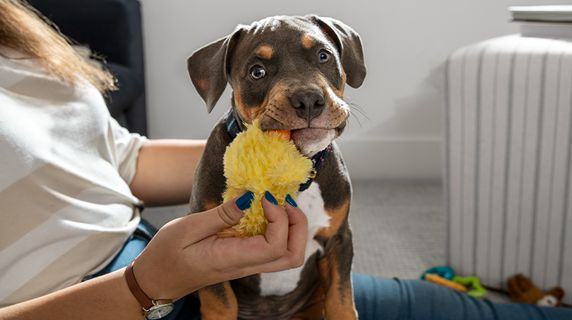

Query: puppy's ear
<box><xmin>187</xmin><ymin>27</ymin><xmax>244</xmax><ymax>113</ymax></box>
<box><xmin>310</xmin><ymin>16</ymin><xmax>366</xmax><ymax>88</ymax></box>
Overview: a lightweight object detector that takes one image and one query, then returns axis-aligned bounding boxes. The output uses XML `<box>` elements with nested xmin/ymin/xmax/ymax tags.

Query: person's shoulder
<box><xmin>0</xmin><ymin>49</ymin><xmax>53</xmax><ymax>88</ymax></box>
<box><xmin>0</xmin><ymin>48</ymin><xmax>100</xmax><ymax>105</ymax></box>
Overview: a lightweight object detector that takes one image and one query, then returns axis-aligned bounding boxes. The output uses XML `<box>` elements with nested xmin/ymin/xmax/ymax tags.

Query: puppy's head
<box><xmin>188</xmin><ymin>15</ymin><xmax>366</xmax><ymax>156</ymax></box>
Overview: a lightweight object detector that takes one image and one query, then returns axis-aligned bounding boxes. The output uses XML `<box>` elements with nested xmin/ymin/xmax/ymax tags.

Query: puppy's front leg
<box><xmin>191</xmin><ymin>197</ymin><xmax>238</xmax><ymax>319</ymax></box>
<box><xmin>318</xmin><ymin>241</ymin><xmax>358</xmax><ymax>319</ymax></box>
<box><xmin>317</xmin><ymin>201</ymin><xmax>358</xmax><ymax>320</ymax></box>
<box><xmin>193</xmin><ymin>203</ymin><xmax>238</xmax><ymax>320</ymax></box>
<box><xmin>198</xmin><ymin>282</ymin><xmax>238</xmax><ymax>320</ymax></box>
<box><xmin>189</xmin><ymin>120</ymin><xmax>238</xmax><ymax>319</ymax></box>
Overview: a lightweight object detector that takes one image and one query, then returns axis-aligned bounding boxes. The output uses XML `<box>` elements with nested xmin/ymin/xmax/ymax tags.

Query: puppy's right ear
<box><xmin>309</xmin><ymin>16</ymin><xmax>366</xmax><ymax>88</ymax></box>
<box><xmin>187</xmin><ymin>27</ymin><xmax>244</xmax><ymax>113</ymax></box>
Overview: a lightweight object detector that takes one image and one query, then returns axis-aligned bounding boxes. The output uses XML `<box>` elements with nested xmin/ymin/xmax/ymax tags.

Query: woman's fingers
<box><xmin>179</xmin><ymin>192</ymin><xmax>252</xmax><ymax>243</ymax></box>
<box><xmin>255</xmin><ymin>202</ymin><xmax>308</xmax><ymax>273</ymax></box>
<box><xmin>178</xmin><ymin>192</ymin><xmax>308</xmax><ymax>282</ymax></box>
<box><xmin>285</xmin><ymin>203</ymin><xmax>308</xmax><ymax>265</ymax></box>
<box><xmin>227</xmin><ymin>199</ymin><xmax>308</xmax><ymax>275</ymax></box>
<box><xmin>260</xmin><ymin>192</ymin><xmax>289</xmax><ymax>256</ymax></box>
<box><xmin>211</xmin><ymin>194</ymin><xmax>307</xmax><ymax>270</ymax></box>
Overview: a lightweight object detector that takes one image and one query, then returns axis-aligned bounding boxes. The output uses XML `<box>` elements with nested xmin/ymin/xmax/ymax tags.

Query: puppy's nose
<box><xmin>289</xmin><ymin>89</ymin><xmax>325</xmax><ymax>121</ymax></box>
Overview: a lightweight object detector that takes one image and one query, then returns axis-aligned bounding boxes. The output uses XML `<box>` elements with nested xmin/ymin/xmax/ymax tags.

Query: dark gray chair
<box><xmin>28</xmin><ymin>0</ymin><xmax>148</xmax><ymax>135</ymax></box>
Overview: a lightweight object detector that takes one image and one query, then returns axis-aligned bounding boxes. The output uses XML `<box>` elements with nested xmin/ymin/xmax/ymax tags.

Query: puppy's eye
<box><xmin>249</xmin><ymin>65</ymin><xmax>266</xmax><ymax>80</ymax></box>
<box><xmin>318</xmin><ymin>50</ymin><xmax>330</xmax><ymax>63</ymax></box>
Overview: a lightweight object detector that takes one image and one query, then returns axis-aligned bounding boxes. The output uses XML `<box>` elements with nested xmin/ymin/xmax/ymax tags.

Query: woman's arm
<box><xmin>0</xmin><ymin>195</ymin><xmax>307</xmax><ymax>320</ymax></box>
<box><xmin>0</xmin><ymin>270</ymin><xmax>142</xmax><ymax>320</ymax></box>
<box><xmin>129</xmin><ymin>139</ymin><xmax>206</xmax><ymax>206</ymax></box>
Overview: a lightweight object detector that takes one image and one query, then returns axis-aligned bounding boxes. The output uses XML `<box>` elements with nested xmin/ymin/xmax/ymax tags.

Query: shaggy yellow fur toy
<box><xmin>219</xmin><ymin>120</ymin><xmax>313</xmax><ymax>237</ymax></box>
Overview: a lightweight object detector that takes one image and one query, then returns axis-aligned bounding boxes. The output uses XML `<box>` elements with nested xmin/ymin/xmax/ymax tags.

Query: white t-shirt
<box><xmin>0</xmin><ymin>54</ymin><xmax>146</xmax><ymax>306</ymax></box>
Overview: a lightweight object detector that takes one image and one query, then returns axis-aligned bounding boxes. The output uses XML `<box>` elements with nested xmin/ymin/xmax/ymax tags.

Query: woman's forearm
<box><xmin>130</xmin><ymin>139</ymin><xmax>206</xmax><ymax>206</ymax></box>
<box><xmin>0</xmin><ymin>269</ymin><xmax>142</xmax><ymax>320</ymax></box>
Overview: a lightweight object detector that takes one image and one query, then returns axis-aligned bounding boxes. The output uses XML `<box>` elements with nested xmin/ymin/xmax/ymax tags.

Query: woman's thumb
<box><xmin>186</xmin><ymin>192</ymin><xmax>253</xmax><ymax>240</ymax></box>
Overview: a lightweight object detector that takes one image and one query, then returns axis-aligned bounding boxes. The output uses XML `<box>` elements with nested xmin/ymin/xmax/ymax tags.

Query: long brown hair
<box><xmin>0</xmin><ymin>0</ymin><xmax>116</xmax><ymax>92</ymax></box>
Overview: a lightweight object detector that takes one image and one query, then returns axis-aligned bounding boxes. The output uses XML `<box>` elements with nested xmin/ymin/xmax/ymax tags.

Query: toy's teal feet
<box><xmin>421</xmin><ymin>266</ymin><xmax>456</xmax><ymax>280</ymax></box>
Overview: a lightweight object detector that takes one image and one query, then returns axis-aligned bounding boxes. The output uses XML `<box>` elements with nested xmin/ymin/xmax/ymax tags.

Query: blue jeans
<box><xmin>352</xmin><ymin>274</ymin><xmax>571</xmax><ymax>320</ymax></box>
<box><xmin>94</xmin><ymin>221</ymin><xmax>572</xmax><ymax>319</ymax></box>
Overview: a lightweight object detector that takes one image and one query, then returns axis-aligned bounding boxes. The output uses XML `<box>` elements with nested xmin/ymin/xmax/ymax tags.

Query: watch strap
<box><xmin>125</xmin><ymin>261</ymin><xmax>154</xmax><ymax>310</ymax></box>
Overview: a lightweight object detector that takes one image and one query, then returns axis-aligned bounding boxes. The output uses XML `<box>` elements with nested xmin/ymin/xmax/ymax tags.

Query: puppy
<box><xmin>187</xmin><ymin>15</ymin><xmax>366</xmax><ymax>320</ymax></box>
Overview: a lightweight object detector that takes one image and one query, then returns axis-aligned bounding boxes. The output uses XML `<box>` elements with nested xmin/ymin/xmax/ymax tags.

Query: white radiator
<box><xmin>445</xmin><ymin>34</ymin><xmax>572</xmax><ymax>304</ymax></box>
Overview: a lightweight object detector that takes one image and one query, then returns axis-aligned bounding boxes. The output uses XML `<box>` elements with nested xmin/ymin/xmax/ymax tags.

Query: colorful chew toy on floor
<box><xmin>421</xmin><ymin>266</ymin><xmax>487</xmax><ymax>299</ymax></box>
<box><xmin>506</xmin><ymin>274</ymin><xmax>565</xmax><ymax>307</ymax></box>
<box><xmin>218</xmin><ymin>120</ymin><xmax>313</xmax><ymax>237</ymax></box>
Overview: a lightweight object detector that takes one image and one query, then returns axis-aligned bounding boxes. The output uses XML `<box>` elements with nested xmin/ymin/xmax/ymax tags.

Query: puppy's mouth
<box><xmin>289</xmin><ymin>127</ymin><xmax>336</xmax><ymax>157</ymax></box>
<box><xmin>258</xmin><ymin>115</ymin><xmax>343</xmax><ymax>156</ymax></box>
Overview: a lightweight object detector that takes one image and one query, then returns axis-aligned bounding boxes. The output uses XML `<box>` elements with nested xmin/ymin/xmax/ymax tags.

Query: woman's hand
<box><xmin>132</xmin><ymin>192</ymin><xmax>308</xmax><ymax>301</ymax></box>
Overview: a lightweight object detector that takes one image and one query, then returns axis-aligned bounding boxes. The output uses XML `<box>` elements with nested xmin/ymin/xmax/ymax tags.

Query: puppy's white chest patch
<box><xmin>258</xmin><ymin>182</ymin><xmax>330</xmax><ymax>296</ymax></box>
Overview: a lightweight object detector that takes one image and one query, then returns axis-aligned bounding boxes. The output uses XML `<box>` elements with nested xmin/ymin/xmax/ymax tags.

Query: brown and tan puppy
<box><xmin>187</xmin><ymin>15</ymin><xmax>366</xmax><ymax>320</ymax></box>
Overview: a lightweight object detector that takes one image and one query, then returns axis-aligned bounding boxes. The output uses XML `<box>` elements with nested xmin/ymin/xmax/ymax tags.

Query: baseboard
<box><xmin>336</xmin><ymin>137</ymin><xmax>443</xmax><ymax>180</ymax></box>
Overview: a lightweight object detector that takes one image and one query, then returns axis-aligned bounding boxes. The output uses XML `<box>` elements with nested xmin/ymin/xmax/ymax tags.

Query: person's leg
<box><xmin>352</xmin><ymin>273</ymin><xmax>572</xmax><ymax>320</ymax></box>
<box><xmin>352</xmin><ymin>273</ymin><xmax>402</xmax><ymax>320</ymax></box>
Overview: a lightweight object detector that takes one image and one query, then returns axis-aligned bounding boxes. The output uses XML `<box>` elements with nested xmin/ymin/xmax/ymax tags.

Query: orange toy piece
<box><xmin>425</xmin><ymin>274</ymin><xmax>467</xmax><ymax>293</ymax></box>
<box><xmin>267</xmin><ymin>129</ymin><xmax>291</xmax><ymax>140</ymax></box>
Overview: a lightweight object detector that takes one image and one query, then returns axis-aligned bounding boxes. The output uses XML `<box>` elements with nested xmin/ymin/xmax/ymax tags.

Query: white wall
<box><xmin>140</xmin><ymin>0</ymin><xmax>569</xmax><ymax>180</ymax></box>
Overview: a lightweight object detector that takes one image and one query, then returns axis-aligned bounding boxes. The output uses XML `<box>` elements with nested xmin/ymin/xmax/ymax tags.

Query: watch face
<box><xmin>146</xmin><ymin>303</ymin><xmax>174</xmax><ymax>320</ymax></box>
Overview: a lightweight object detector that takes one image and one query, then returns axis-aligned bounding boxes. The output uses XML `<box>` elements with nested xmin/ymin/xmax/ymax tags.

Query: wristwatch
<box><xmin>124</xmin><ymin>261</ymin><xmax>174</xmax><ymax>320</ymax></box>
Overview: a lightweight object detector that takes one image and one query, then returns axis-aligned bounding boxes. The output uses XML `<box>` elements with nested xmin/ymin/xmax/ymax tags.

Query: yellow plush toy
<box><xmin>219</xmin><ymin>120</ymin><xmax>313</xmax><ymax>237</ymax></box>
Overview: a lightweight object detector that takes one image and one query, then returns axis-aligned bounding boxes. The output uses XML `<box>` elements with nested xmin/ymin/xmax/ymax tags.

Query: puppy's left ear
<box><xmin>187</xmin><ymin>26</ymin><xmax>244</xmax><ymax>113</ymax></box>
<box><xmin>310</xmin><ymin>16</ymin><xmax>366</xmax><ymax>88</ymax></box>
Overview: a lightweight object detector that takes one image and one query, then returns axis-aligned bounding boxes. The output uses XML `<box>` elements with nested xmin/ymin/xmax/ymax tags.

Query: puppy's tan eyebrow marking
<box><xmin>255</xmin><ymin>45</ymin><xmax>274</xmax><ymax>60</ymax></box>
<box><xmin>301</xmin><ymin>33</ymin><xmax>315</xmax><ymax>49</ymax></box>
